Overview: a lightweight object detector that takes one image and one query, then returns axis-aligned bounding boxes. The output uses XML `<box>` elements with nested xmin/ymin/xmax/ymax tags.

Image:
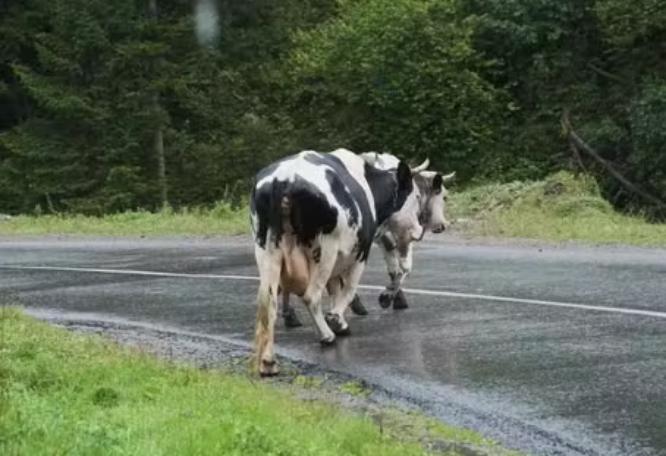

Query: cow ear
<box><xmin>397</xmin><ymin>161</ymin><xmax>412</xmax><ymax>190</ymax></box>
<box><xmin>433</xmin><ymin>173</ymin><xmax>443</xmax><ymax>193</ymax></box>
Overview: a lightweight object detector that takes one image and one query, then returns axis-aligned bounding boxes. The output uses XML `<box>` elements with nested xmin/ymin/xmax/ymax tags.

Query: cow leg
<box><xmin>281</xmin><ymin>291</ymin><xmax>303</xmax><ymax>328</ymax></box>
<box><xmin>331</xmin><ymin>278</ymin><xmax>366</xmax><ymax>316</ymax></box>
<box><xmin>253</xmin><ymin>246</ymin><xmax>281</xmax><ymax>376</ymax></box>
<box><xmin>326</xmin><ymin>262</ymin><xmax>365</xmax><ymax>335</ymax></box>
<box><xmin>349</xmin><ymin>294</ymin><xmax>368</xmax><ymax>315</ymax></box>
<box><xmin>323</xmin><ymin>276</ymin><xmax>347</xmax><ymax>336</ymax></box>
<box><xmin>392</xmin><ymin>241</ymin><xmax>413</xmax><ymax>310</ymax></box>
<box><xmin>302</xmin><ymin>239</ymin><xmax>337</xmax><ymax>345</ymax></box>
<box><xmin>378</xmin><ymin>238</ymin><xmax>402</xmax><ymax>308</ymax></box>
<box><xmin>378</xmin><ymin>237</ymin><xmax>412</xmax><ymax>310</ymax></box>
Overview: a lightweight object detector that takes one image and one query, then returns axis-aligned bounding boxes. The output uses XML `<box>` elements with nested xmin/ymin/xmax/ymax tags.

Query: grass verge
<box><xmin>449</xmin><ymin>171</ymin><xmax>666</xmax><ymax>247</ymax></box>
<box><xmin>0</xmin><ymin>308</ymin><xmax>508</xmax><ymax>455</ymax></box>
<box><xmin>3</xmin><ymin>171</ymin><xmax>659</xmax><ymax>248</ymax></box>
<box><xmin>0</xmin><ymin>202</ymin><xmax>248</xmax><ymax>237</ymax></box>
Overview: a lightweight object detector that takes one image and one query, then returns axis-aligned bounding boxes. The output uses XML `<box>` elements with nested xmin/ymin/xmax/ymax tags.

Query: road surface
<box><xmin>1</xmin><ymin>236</ymin><xmax>665</xmax><ymax>456</ymax></box>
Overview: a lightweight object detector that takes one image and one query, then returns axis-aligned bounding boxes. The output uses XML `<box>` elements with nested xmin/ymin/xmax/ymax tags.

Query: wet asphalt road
<box><xmin>1</xmin><ymin>236</ymin><xmax>665</xmax><ymax>456</ymax></box>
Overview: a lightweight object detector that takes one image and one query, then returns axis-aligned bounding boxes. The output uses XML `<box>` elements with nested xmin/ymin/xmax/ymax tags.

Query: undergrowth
<box><xmin>449</xmin><ymin>171</ymin><xmax>666</xmax><ymax>246</ymax></box>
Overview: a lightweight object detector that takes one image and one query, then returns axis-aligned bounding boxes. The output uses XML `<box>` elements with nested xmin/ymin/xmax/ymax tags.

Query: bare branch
<box><xmin>586</xmin><ymin>62</ymin><xmax>627</xmax><ymax>85</ymax></box>
<box><xmin>561</xmin><ymin>111</ymin><xmax>666</xmax><ymax>208</ymax></box>
<box><xmin>568</xmin><ymin>137</ymin><xmax>587</xmax><ymax>173</ymax></box>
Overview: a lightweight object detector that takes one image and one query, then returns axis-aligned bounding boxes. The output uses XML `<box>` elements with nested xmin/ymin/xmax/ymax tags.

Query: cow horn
<box><xmin>411</xmin><ymin>158</ymin><xmax>430</xmax><ymax>174</ymax></box>
<box><xmin>441</xmin><ymin>171</ymin><xmax>456</xmax><ymax>182</ymax></box>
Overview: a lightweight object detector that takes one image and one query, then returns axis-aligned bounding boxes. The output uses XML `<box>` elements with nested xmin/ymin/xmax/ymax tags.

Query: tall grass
<box><xmin>449</xmin><ymin>171</ymin><xmax>666</xmax><ymax>246</ymax></box>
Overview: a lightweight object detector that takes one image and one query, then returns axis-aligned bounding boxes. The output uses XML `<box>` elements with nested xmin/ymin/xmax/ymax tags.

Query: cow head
<box><xmin>363</xmin><ymin>152</ymin><xmax>455</xmax><ymax>238</ymax></box>
<box><xmin>362</xmin><ymin>152</ymin><xmax>424</xmax><ymax>242</ymax></box>
<box><xmin>412</xmin><ymin>162</ymin><xmax>455</xmax><ymax>234</ymax></box>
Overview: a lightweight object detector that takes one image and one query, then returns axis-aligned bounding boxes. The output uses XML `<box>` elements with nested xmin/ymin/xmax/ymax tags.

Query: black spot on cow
<box><xmin>250</xmin><ymin>183</ymin><xmax>271</xmax><ymax>248</ymax></box>
<box><xmin>324</xmin><ymin>169</ymin><xmax>359</xmax><ymax>227</ymax></box>
<box><xmin>379</xmin><ymin>233</ymin><xmax>396</xmax><ymax>252</ymax></box>
<box><xmin>288</xmin><ymin>176</ymin><xmax>338</xmax><ymax>246</ymax></box>
<box><xmin>364</xmin><ymin>161</ymin><xmax>413</xmax><ymax>224</ymax></box>
<box><xmin>251</xmin><ymin>174</ymin><xmax>337</xmax><ymax>249</ymax></box>
<box><xmin>432</xmin><ymin>173</ymin><xmax>443</xmax><ymax>193</ymax></box>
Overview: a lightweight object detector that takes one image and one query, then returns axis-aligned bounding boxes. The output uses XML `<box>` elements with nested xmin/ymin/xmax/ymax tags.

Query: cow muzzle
<box><xmin>431</xmin><ymin>223</ymin><xmax>446</xmax><ymax>234</ymax></box>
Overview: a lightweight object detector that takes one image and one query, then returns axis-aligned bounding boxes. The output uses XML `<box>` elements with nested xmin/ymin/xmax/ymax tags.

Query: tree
<box><xmin>286</xmin><ymin>0</ymin><xmax>504</xmax><ymax>179</ymax></box>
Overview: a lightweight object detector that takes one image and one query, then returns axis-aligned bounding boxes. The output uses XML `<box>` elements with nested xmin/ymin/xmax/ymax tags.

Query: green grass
<box><xmin>339</xmin><ymin>380</ymin><xmax>370</xmax><ymax>397</ymax></box>
<box><xmin>0</xmin><ymin>202</ymin><xmax>248</xmax><ymax>237</ymax></box>
<box><xmin>3</xmin><ymin>171</ymin><xmax>661</xmax><ymax>247</ymax></box>
<box><xmin>0</xmin><ymin>308</ymin><xmax>507</xmax><ymax>455</ymax></box>
<box><xmin>449</xmin><ymin>171</ymin><xmax>666</xmax><ymax>247</ymax></box>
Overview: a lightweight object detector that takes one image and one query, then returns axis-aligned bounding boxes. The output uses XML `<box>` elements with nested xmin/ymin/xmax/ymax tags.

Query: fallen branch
<box><xmin>586</xmin><ymin>62</ymin><xmax>627</xmax><ymax>85</ymax></box>
<box><xmin>561</xmin><ymin>111</ymin><xmax>666</xmax><ymax>209</ymax></box>
<box><xmin>568</xmin><ymin>136</ymin><xmax>587</xmax><ymax>173</ymax></box>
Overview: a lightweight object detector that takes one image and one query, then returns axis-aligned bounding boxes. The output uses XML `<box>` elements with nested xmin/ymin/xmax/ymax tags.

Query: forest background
<box><xmin>1</xmin><ymin>0</ymin><xmax>664</xmax><ymax>225</ymax></box>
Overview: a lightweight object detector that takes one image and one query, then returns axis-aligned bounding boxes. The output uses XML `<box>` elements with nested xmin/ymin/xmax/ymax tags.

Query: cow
<box><xmin>363</xmin><ymin>153</ymin><xmax>455</xmax><ymax>310</ymax></box>
<box><xmin>279</xmin><ymin>153</ymin><xmax>455</xmax><ymax>326</ymax></box>
<box><xmin>250</xmin><ymin>148</ymin><xmax>423</xmax><ymax>375</ymax></box>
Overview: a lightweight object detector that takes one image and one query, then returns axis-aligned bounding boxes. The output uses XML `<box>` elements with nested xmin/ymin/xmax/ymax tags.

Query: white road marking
<box><xmin>3</xmin><ymin>265</ymin><xmax>666</xmax><ymax>319</ymax></box>
<box><xmin>1</xmin><ymin>265</ymin><xmax>260</xmax><ymax>281</ymax></box>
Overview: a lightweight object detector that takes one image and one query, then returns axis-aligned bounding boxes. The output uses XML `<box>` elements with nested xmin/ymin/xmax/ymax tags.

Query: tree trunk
<box><xmin>153</xmin><ymin>99</ymin><xmax>167</xmax><ymax>209</ymax></box>
<box><xmin>148</xmin><ymin>0</ymin><xmax>168</xmax><ymax>210</ymax></box>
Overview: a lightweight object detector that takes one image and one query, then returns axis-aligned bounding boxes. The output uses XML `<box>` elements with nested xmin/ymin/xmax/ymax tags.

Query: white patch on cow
<box><xmin>362</xmin><ymin>151</ymin><xmax>400</xmax><ymax>171</ymax></box>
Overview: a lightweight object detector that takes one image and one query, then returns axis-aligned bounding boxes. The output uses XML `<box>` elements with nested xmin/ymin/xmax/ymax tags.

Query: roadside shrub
<box><xmin>450</xmin><ymin>171</ymin><xmax>605</xmax><ymax>219</ymax></box>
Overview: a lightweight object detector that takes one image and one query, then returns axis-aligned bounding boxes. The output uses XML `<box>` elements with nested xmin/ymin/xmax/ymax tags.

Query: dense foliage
<box><xmin>1</xmin><ymin>0</ymin><xmax>664</xmax><ymax>217</ymax></box>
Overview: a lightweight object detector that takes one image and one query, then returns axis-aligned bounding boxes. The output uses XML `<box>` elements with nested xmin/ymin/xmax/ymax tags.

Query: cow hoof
<box><xmin>320</xmin><ymin>335</ymin><xmax>336</xmax><ymax>346</ymax></box>
<box><xmin>350</xmin><ymin>295</ymin><xmax>368</xmax><ymax>316</ymax></box>
<box><xmin>392</xmin><ymin>289</ymin><xmax>409</xmax><ymax>310</ymax></box>
<box><xmin>378</xmin><ymin>291</ymin><xmax>393</xmax><ymax>309</ymax></box>
<box><xmin>325</xmin><ymin>313</ymin><xmax>350</xmax><ymax>336</ymax></box>
<box><xmin>336</xmin><ymin>326</ymin><xmax>351</xmax><ymax>337</ymax></box>
<box><xmin>259</xmin><ymin>359</ymin><xmax>279</xmax><ymax>377</ymax></box>
<box><xmin>283</xmin><ymin>310</ymin><xmax>303</xmax><ymax>328</ymax></box>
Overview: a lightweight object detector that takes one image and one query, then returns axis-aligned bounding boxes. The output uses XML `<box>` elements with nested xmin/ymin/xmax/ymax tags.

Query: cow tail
<box><xmin>253</xmin><ymin>243</ymin><xmax>283</xmax><ymax>372</ymax></box>
<box><xmin>253</xmin><ymin>186</ymin><xmax>289</xmax><ymax>373</ymax></box>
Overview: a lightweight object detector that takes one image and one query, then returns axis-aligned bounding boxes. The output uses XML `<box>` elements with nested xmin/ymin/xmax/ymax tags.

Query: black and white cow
<box><xmin>250</xmin><ymin>148</ymin><xmax>422</xmax><ymax>375</ymax></box>
<box><xmin>364</xmin><ymin>153</ymin><xmax>455</xmax><ymax>310</ymax></box>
